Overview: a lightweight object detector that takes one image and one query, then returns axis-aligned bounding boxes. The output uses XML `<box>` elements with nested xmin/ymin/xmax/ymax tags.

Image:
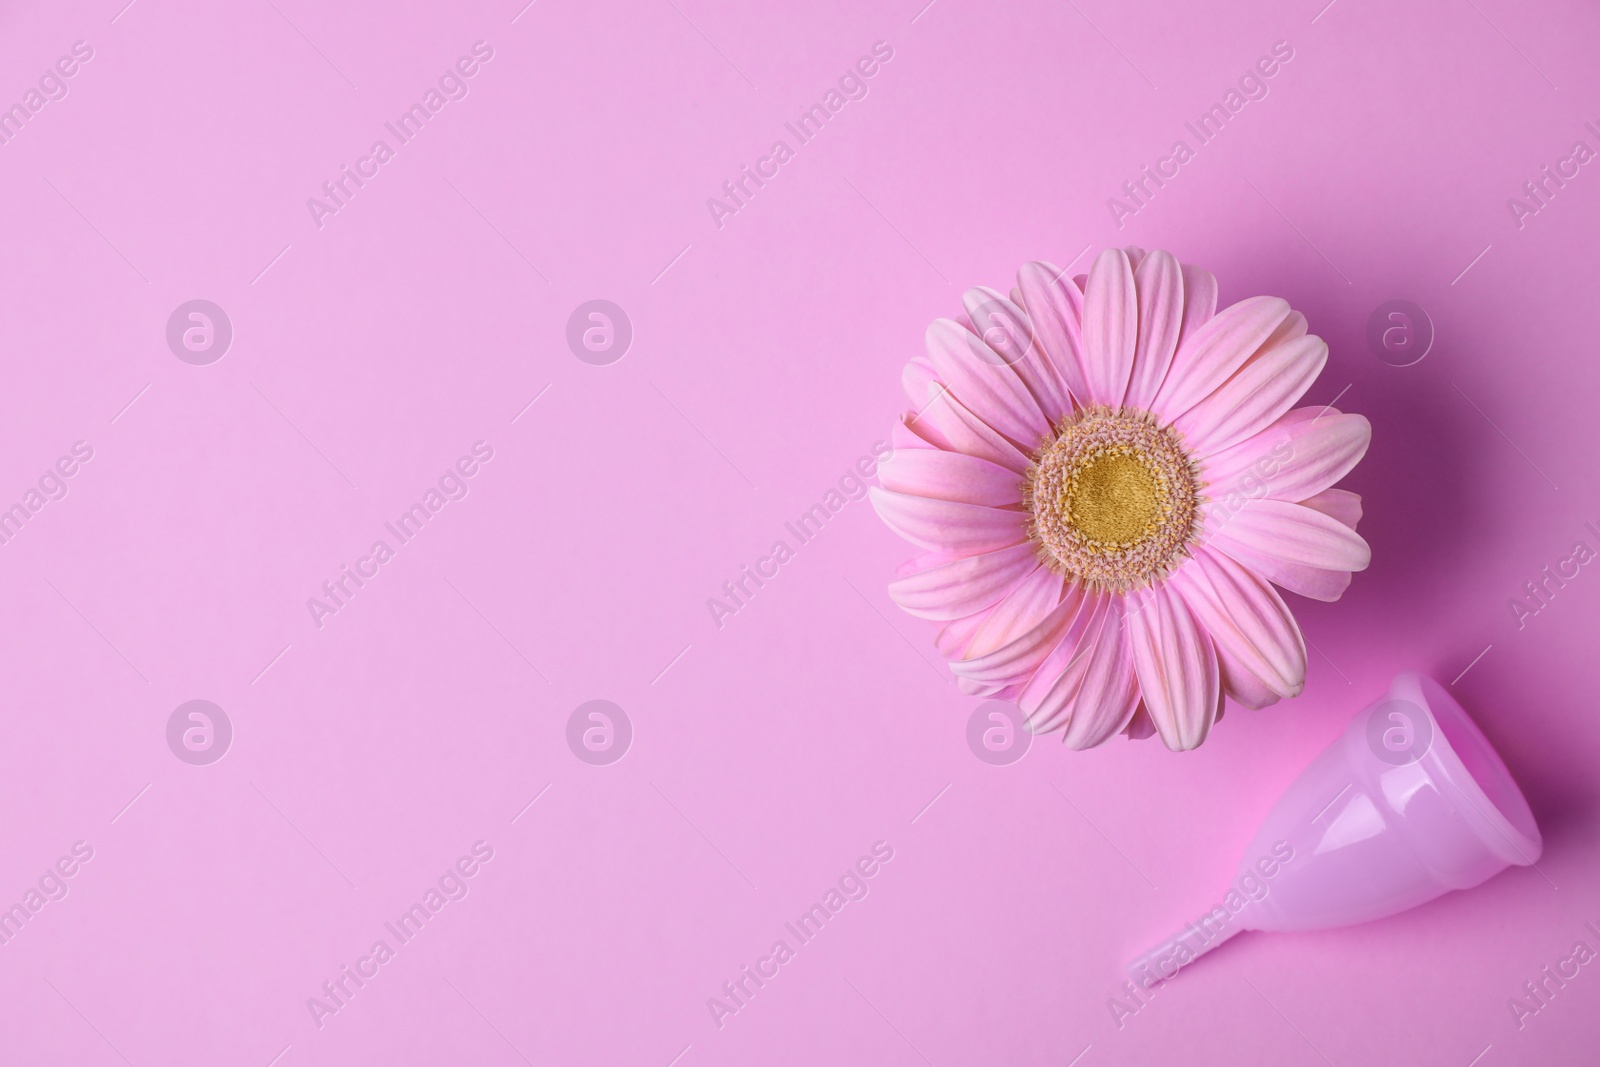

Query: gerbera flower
<box><xmin>870</xmin><ymin>247</ymin><xmax>1371</xmax><ymax>750</ymax></box>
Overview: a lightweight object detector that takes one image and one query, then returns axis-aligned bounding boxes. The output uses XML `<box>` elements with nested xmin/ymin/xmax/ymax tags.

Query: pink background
<box><xmin>1</xmin><ymin>0</ymin><xmax>1597</xmax><ymax>1063</ymax></box>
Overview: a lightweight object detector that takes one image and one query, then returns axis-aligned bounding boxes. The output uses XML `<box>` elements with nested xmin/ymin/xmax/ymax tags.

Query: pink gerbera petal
<box><xmin>1174</xmin><ymin>263</ymin><xmax>1219</xmax><ymax>353</ymax></box>
<box><xmin>1201</xmin><ymin>408</ymin><xmax>1371</xmax><ymax>504</ymax></box>
<box><xmin>878</xmin><ymin>447</ymin><xmax>1023</xmax><ymax>507</ymax></box>
<box><xmin>951</xmin><ymin>582</ymin><xmax>1085</xmax><ymax>685</ymax></box>
<box><xmin>963</xmin><ymin>286</ymin><xmax>1074</xmax><ymax>420</ymax></box>
<box><xmin>1123</xmin><ymin>250</ymin><xmax>1186</xmax><ymax>410</ymax></box>
<box><xmin>1126</xmin><ymin>585</ymin><xmax>1220</xmax><ymax>751</ymax></box>
<box><xmin>901</xmin><ymin>355</ymin><xmax>939</xmax><ymax>409</ymax></box>
<box><xmin>888</xmin><ymin>543</ymin><xmax>1043</xmax><ymax>621</ymax></box>
<box><xmin>1217</xmin><ymin>645</ymin><xmax>1282</xmax><ymax>710</ymax></box>
<box><xmin>892</xmin><ymin>412</ymin><xmax>944</xmax><ymax>454</ymax></box>
<box><xmin>1017</xmin><ymin>590</ymin><xmax>1101</xmax><ymax>724</ymax></box>
<box><xmin>935</xmin><ymin>609</ymin><xmax>991</xmax><ymax>659</ymax></box>
<box><xmin>957</xmin><ymin>676</ymin><xmax>1009</xmax><ymax>697</ymax></box>
<box><xmin>1297</xmin><ymin>487</ymin><xmax>1363</xmax><ymax>529</ymax></box>
<box><xmin>926</xmin><ymin>318</ymin><xmax>1050</xmax><ymax>447</ymax></box>
<box><xmin>908</xmin><ymin>387</ymin><xmax>1033</xmax><ymax>473</ymax></box>
<box><xmin>1080</xmin><ymin>248</ymin><xmax>1139</xmax><ymax>406</ymax></box>
<box><xmin>1020</xmin><ymin>595</ymin><xmax>1140</xmax><ymax>748</ymax></box>
<box><xmin>868</xmin><ymin>488</ymin><xmax>1026</xmax><ymax>556</ymax></box>
<box><xmin>1123</xmin><ymin>702</ymin><xmax>1157</xmax><ymax>739</ymax></box>
<box><xmin>960</xmin><ymin>565</ymin><xmax>1067</xmax><ymax>662</ymax></box>
<box><xmin>1015</xmin><ymin>259</ymin><xmax>1092</xmax><ymax>407</ymax></box>
<box><xmin>1263</xmin><ymin>309</ymin><xmax>1309</xmax><ymax>348</ymax></box>
<box><xmin>1209</xmin><ymin>535</ymin><xmax>1356</xmax><ymax>602</ymax></box>
<box><xmin>1169</xmin><ymin>547</ymin><xmax>1306</xmax><ymax>699</ymax></box>
<box><xmin>1176</xmin><ymin>334</ymin><xmax>1328</xmax><ymax>456</ymax></box>
<box><xmin>1207</xmin><ymin>498</ymin><xmax>1371</xmax><ymax>573</ymax></box>
<box><xmin>1151</xmin><ymin>295</ymin><xmax>1291</xmax><ymax>422</ymax></box>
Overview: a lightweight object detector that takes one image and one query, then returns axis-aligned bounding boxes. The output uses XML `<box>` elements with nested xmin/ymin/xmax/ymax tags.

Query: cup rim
<box><xmin>1395</xmin><ymin>670</ymin><xmax>1543</xmax><ymax>867</ymax></box>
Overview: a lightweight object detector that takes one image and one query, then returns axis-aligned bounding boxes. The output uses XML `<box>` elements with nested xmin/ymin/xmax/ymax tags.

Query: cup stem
<box><xmin>1126</xmin><ymin>920</ymin><xmax>1243</xmax><ymax>984</ymax></box>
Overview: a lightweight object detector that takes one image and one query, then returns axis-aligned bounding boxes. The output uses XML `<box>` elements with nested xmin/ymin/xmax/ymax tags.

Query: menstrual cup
<box><xmin>1128</xmin><ymin>671</ymin><xmax>1542</xmax><ymax>983</ymax></box>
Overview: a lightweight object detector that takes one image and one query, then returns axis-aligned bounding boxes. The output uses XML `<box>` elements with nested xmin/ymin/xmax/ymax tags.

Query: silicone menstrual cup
<box><xmin>1128</xmin><ymin>671</ymin><xmax>1542</xmax><ymax>983</ymax></box>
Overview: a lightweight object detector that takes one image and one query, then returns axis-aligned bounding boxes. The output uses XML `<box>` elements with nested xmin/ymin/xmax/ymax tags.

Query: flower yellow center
<box><xmin>1024</xmin><ymin>407</ymin><xmax>1201</xmax><ymax>590</ymax></box>
<box><xmin>1066</xmin><ymin>450</ymin><xmax>1160</xmax><ymax>544</ymax></box>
